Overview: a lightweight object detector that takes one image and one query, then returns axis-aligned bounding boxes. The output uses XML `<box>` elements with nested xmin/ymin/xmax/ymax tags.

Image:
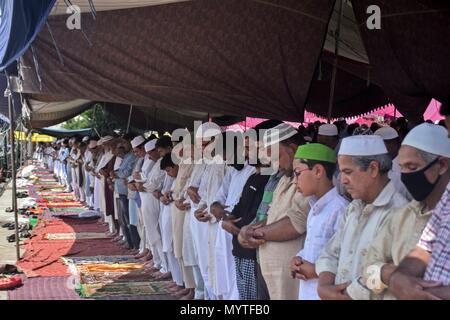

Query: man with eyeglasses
<box><xmin>290</xmin><ymin>143</ymin><xmax>349</xmax><ymax>300</ymax></box>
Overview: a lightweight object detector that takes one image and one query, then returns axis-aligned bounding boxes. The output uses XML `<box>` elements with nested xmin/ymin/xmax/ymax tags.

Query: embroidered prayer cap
<box><xmin>145</xmin><ymin>139</ymin><xmax>157</xmax><ymax>152</ymax></box>
<box><xmin>262</xmin><ymin>123</ymin><xmax>298</xmax><ymax>148</ymax></box>
<box><xmin>195</xmin><ymin>122</ymin><xmax>223</xmax><ymax>140</ymax></box>
<box><xmin>82</xmin><ymin>136</ymin><xmax>90</xmax><ymax>142</ymax></box>
<box><xmin>339</xmin><ymin>135</ymin><xmax>388</xmax><ymax>156</ymax></box>
<box><xmin>402</xmin><ymin>123</ymin><xmax>450</xmax><ymax>158</ymax></box>
<box><xmin>130</xmin><ymin>135</ymin><xmax>145</xmax><ymax>149</ymax></box>
<box><xmin>318</xmin><ymin>124</ymin><xmax>338</xmax><ymax>137</ymax></box>
<box><xmin>295</xmin><ymin>143</ymin><xmax>336</xmax><ymax>164</ymax></box>
<box><xmin>374</xmin><ymin>126</ymin><xmax>399</xmax><ymax>140</ymax></box>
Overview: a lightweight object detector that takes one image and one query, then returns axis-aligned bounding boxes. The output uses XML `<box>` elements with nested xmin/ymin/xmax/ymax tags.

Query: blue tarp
<box><xmin>0</xmin><ymin>0</ymin><xmax>56</xmax><ymax>71</ymax></box>
<box><xmin>0</xmin><ymin>73</ymin><xmax>21</xmax><ymax>122</ymax></box>
<box><xmin>35</xmin><ymin>127</ymin><xmax>93</xmax><ymax>138</ymax></box>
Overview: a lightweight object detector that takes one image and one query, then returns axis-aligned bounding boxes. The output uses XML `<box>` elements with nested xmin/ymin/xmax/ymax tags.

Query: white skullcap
<box><xmin>82</xmin><ymin>136</ymin><xmax>90</xmax><ymax>142</ymax></box>
<box><xmin>374</xmin><ymin>126</ymin><xmax>399</xmax><ymax>140</ymax></box>
<box><xmin>263</xmin><ymin>123</ymin><xmax>298</xmax><ymax>148</ymax></box>
<box><xmin>97</xmin><ymin>136</ymin><xmax>113</xmax><ymax>146</ymax></box>
<box><xmin>88</xmin><ymin>140</ymin><xmax>97</xmax><ymax>149</ymax></box>
<box><xmin>304</xmin><ymin>136</ymin><xmax>313</xmax><ymax>142</ymax></box>
<box><xmin>339</xmin><ymin>135</ymin><xmax>388</xmax><ymax>156</ymax></box>
<box><xmin>131</xmin><ymin>135</ymin><xmax>145</xmax><ymax>149</ymax></box>
<box><xmin>318</xmin><ymin>124</ymin><xmax>338</xmax><ymax>137</ymax></box>
<box><xmin>402</xmin><ymin>123</ymin><xmax>450</xmax><ymax>158</ymax></box>
<box><xmin>145</xmin><ymin>139</ymin><xmax>157</xmax><ymax>152</ymax></box>
<box><xmin>195</xmin><ymin>122</ymin><xmax>223</xmax><ymax>139</ymax></box>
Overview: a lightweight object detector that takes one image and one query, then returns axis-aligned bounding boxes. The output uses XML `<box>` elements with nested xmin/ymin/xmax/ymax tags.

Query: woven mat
<box><xmin>80</xmin><ymin>269</ymin><xmax>157</xmax><ymax>284</ymax></box>
<box><xmin>76</xmin><ymin>263</ymin><xmax>145</xmax><ymax>274</ymax></box>
<box><xmin>44</xmin><ymin>232</ymin><xmax>110</xmax><ymax>240</ymax></box>
<box><xmin>48</xmin><ymin>207</ymin><xmax>86</xmax><ymax>212</ymax></box>
<box><xmin>77</xmin><ymin>281</ymin><xmax>169</xmax><ymax>298</ymax></box>
<box><xmin>61</xmin><ymin>255</ymin><xmax>136</xmax><ymax>266</ymax></box>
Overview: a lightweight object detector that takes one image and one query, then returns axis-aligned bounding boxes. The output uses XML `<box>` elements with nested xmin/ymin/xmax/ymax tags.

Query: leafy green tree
<box><xmin>62</xmin><ymin>104</ymin><xmax>126</xmax><ymax>136</ymax></box>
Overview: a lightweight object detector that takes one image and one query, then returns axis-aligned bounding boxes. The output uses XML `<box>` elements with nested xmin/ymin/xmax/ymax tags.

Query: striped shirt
<box><xmin>418</xmin><ymin>182</ymin><xmax>450</xmax><ymax>285</ymax></box>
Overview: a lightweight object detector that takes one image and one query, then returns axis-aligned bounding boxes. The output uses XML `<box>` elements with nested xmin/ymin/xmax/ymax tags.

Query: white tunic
<box><xmin>183</xmin><ymin>164</ymin><xmax>207</xmax><ymax>266</ymax></box>
<box><xmin>160</xmin><ymin>174</ymin><xmax>175</xmax><ymax>253</ymax></box>
<box><xmin>214</xmin><ymin>164</ymin><xmax>256</xmax><ymax>298</ymax></box>
<box><xmin>141</xmin><ymin>158</ymin><xmax>163</xmax><ymax>246</ymax></box>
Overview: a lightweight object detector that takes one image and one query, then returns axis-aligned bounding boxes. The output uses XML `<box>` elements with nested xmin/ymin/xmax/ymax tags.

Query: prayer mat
<box><xmin>40</xmin><ymin>202</ymin><xmax>84</xmax><ymax>207</ymax></box>
<box><xmin>61</xmin><ymin>255</ymin><xmax>136</xmax><ymax>266</ymax></box>
<box><xmin>77</xmin><ymin>281</ymin><xmax>169</xmax><ymax>298</ymax></box>
<box><xmin>33</xmin><ymin>181</ymin><xmax>60</xmax><ymax>185</ymax></box>
<box><xmin>44</xmin><ymin>232</ymin><xmax>110</xmax><ymax>240</ymax></box>
<box><xmin>76</xmin><ymin>263</ymin><xmax>145</xmax><ymax>274</ymax></box>
<box><xmin>79</xmin><ymin>269</ymin><xmax>156</xmax><ymax>284</ymax></box>
<box><xmin>48</xmin><ymin>207</ymin><xmax>85</xmax><ymax>212</ymax></box>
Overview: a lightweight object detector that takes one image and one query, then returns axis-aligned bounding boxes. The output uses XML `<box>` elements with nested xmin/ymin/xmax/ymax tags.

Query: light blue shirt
<box><xmin>297</xmin><ymin>187</ymin><xmax>349</xmax><ymax>300</ymax></box>
<box><xmin>115</xmin><ymin>152</ymin><xmax>137</xmax><ymax>195</ymax></box>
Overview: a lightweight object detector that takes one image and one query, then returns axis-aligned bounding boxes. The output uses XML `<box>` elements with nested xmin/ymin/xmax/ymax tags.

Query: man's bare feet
<box><xmin>174</xmin><ymin>288</ymin><xmax>191</xmax><ymax>299</ymax></box>
<box><xmin>134</xmin><ymin>248</ymin><xmax>149</xmax><ymax>259</ymax></box>
<box><xmin>179</xmin><ymin>289</ymin><xmax>195</xmax><ymax>300</ymax></box>
<box><xmin>139</xmin><ymin>252</ymin><xmax>153</xmax><ymax>262</ymax></box>
<box><xmin>111</xmin><ymin>236</ymin><xmax>122</xmax><ymax>242</ymax></box>
<box><xmin>155</xmin><ymin>272</ymin><xmax>171</xmax><ymax>280</ymax></box>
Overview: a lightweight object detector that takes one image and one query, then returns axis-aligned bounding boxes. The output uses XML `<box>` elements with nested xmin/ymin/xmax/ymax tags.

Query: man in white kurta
<box><xmin>134</xmin><ymin>146</ymin><xmax>156</xmax><ymax>261</ymax></box>
<box><xmin>212</xmin><ymin>163</ymin><xmax>256</xmax><ymax>300</ymax></box>
<box><xmin>141</xmin><ymin>143</ymin><xmax>167</xmax><ymax>275</ymax></box>
<box><xmin>171</xmin><ymin>159</ymin><xmax>196</xmax><ymax>299</ymax></box>
<box><xmin>184</xmin><ymin>163</ymin><xmax>207</xmax><ymax>300</ymax></box>
<box><xmin>83</xmin><ymin>140</ymin><xmax>96</xmax><ymax>208</ymax></box>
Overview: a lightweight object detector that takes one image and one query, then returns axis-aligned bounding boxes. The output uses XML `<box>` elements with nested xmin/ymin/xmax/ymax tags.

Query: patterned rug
<box><xmin>76</xmin><ymin>263</ymin><xmax>145</xmax><ymax>274</ymax></box>
<box><xmin>48</xmin><ymin>207</ymin><xmax>86</xmax><ymax>212</ymax></box>
<box><xmin>44</xmin><ymin>232</ymin><xmax>111</xmax><ymax>240</ymax></box>
<box><xmin>61</xmin><ymin>255</ymin><xmax>137</xmax><ymax>265</ymax></box>
<box><xmin>77</xmin><ymin>281</ymin><xmax>169</xmax><ymax>298</ymax></box>
<box><xmin>80</xmin><ymin>269</ymin><xmax>157</xmax><ymax>284</ymax></box>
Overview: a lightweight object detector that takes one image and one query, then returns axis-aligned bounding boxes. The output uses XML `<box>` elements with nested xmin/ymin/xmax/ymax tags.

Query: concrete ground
<box><xmin>0</xmin><ymin>180</ymin><xmax>27</xmax><ymax>300</ymax></box>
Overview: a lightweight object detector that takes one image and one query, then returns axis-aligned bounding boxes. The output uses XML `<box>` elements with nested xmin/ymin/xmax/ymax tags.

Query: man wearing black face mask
<box><xmin>390</xmin><ymin>103</ymin><xmax>450</xmax><ymax>300</ymax></box>
<box><xmin>353</xmin><ymin>123</ymin><xmax>450</xmax><ymax>300</ymax></box>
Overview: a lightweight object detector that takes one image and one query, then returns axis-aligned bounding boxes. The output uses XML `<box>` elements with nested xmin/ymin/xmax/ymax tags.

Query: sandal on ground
<box><xmin>7</xmin><ymin>234</ymin><xmax>16</xmax><ymax>243</ymax></box>
<box><xmin>0</xmin><ymin>264</ymin><xmax>20</xmax><ymax>274</ymax></box>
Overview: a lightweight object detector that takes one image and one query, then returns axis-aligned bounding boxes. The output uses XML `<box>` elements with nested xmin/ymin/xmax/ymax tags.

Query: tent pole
<box><xmin>326</xmin><ymin>0</ymin><xmax>344</xmax><ymax>123</ymax></box>
<box><xmin>5</xmin><ymin>75</ymin><xmax>20</xmax><ymax>261</ymax></box>
<box><xmin>126</xmin><ymin>105</ymin><xmax>133</xmax><ymax>134</ymax></box>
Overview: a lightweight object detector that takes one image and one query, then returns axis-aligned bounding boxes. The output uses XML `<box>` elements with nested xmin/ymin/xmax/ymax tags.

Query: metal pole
<box><xmin>126</xmin><ymin>105</ymin><xmax>133</xmax><ymax>134</ymax></box>
<box><xmin>5</xmin><ymin>75</ymin><xmax>20</xmax><ymax>261</ymax></box>
<box><xmin>326</xmin><ymin>0</ymin><xmax>344</xmax><ymax>123</ymax></box>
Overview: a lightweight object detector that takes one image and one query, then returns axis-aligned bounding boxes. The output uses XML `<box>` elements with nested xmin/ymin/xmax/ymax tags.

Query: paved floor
<box><xmin>0</xmin><ymin>180</ymin><xmax>26</xmax><ymax>300</ymax></box>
